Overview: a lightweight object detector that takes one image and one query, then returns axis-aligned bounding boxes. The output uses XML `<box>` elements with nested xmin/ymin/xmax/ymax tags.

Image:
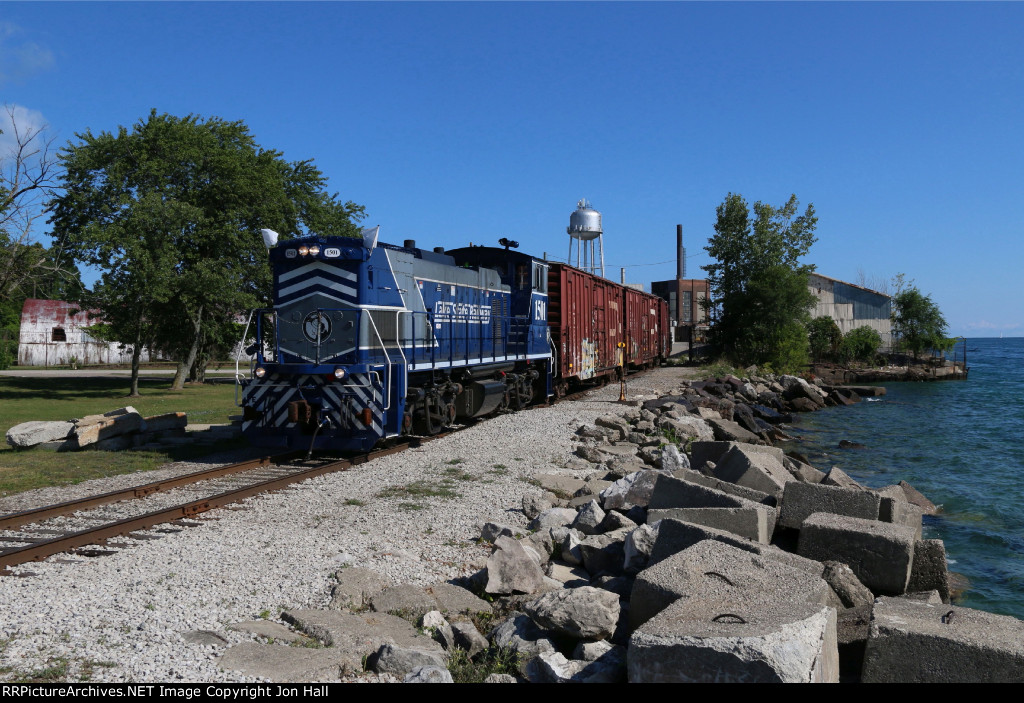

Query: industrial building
<box><xmin>808</xmin><ymin>273</ymin><xmax>892</xmax><ymax>349</ymax></box>
<box><xmin>17</xmin><ymin>299</ymin><xmax>151</xmax><ymax>367</ymax></box>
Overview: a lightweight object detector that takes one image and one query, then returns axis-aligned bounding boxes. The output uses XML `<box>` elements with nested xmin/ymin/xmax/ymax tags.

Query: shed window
<box><xmin>52</xmin><ymin>328</ymin><xmax>67</xmax><ymax>342</ymax></box>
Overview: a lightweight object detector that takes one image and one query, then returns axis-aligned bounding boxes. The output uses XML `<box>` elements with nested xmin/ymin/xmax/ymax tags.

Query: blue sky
<box><xmin>2</xmin><ymin>1</ymin><xmax>1021</xmax><ymax>337</ymax></box>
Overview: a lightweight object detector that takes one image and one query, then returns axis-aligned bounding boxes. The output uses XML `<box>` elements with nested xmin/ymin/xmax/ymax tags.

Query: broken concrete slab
<box><xmin>798</xmin><ymin>512</ymin><xmax>917</xmax><ymax>595</ymax></box>
<box><xmin>71</xmin><ymin>410</ymin><xmax>146</xmax><ymax>448</ymax></box>
<box><xmin>329</xmin><ymin>567</ymin><xmax>391</xmax><ymax>611</ymax></box>
<box><xmin>628</xmin><ymin>596</ymin><xmax>838</xmax><ymax>682</ymax></box>
<box><xmin>5</xmin><ymin>420</ymin><xmax>75</xmax><ymax>448</ymax></box>
<box><xmin>370</xmin><ymin>584</ymin><xmax>440</xmax><ymax>621</ymax></box>
<box><xmin>861</xmin><ymin>597</ymin><xmax>1024</xmax><ymax>682</ymax></box>
<box><xmin>218</xmin><ymin>642</ymin><xmax>346</xmax><ymax>681</ymax></box>
<box><xmin>227</xmin><ymin>620</ymin><xmax>308</xmax><ymax>643</ymax></box>
<box><xmin>281</xmin><ymin>609</ymin><xmax>442</xmax><ymax>674</ymax></box>
<box><xmin>778</xmin><ymin>481</ymin><xmax>882</xmax><ymax>530</ymax></box>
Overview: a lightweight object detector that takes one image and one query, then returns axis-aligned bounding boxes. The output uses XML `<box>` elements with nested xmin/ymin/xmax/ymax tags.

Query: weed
<box><xmin>289</xmin><ymin>637</ymin><xmax>324</xmax><ymax>649</ymax></box>
<box><xmin>446</xmin><ymin>458</ymin><xmax>464</xmax><ymax>465</ymax></box>
<box><xmin>424</xmin><ymin>526</ymin><xmax>434</xmax><ymax>535</ymax></box>
<box><xmin>492</xmin><ymin>464</ymin><xmax>507</xmax><ymax>470</ymax></box>
<box><xmin>344</xmin><ymin>498</ymin><xmax>367</xmax><ymax>507</ymax></box>
<box><xmin>446</xmin><ymin>646</ymin><xmax>523</xmax><ymax>683</ymax></box>
<box><xmin>143</xmin><ymin>603</ymin><xmax>155</xmax><ymax>611</ymax></box>
<box><xmin>258</xmin><ymin>609</ymin><xmax>271</xmax><ymax>620</ymax></box>
<box><xmin>443</xmin><ymin>467</ymin><xmax>476</xmax><ymax>481</ymax></box>
<box><xmin>20</xmin><ymin>657</ymin><xmax>70</xmax><ymax>683</ymax></box>
<box><xmin>399</xmin><ymin>502</ymin><xmax>426</xmax><ymax>511</ymax></box>
<box><xmin>378</xmin><ymin>480</ymin><xmax>460</xmax><ymax>500</ymax></box>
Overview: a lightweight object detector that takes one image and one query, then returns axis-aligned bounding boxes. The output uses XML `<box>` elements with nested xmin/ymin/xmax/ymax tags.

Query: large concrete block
<box><xmin>879</xmin><ymin>495</ymin><xmax>924</xmax><ymax>539</ymax></box>
<box><xmin>778</xmin><ymin>481</ymin><xmax>882</xmax><ymax>530</ymax></box>
<box><xmin>630</xmin><ymin>540</ymin><xmax>832</xmax><ymax>631</ymax></box>
<box><xmin>798</xmin><ymin>513</ymin><xmax>916</xmax><ymax>595</ymax></box>
<box><xmin>629</xmin><ymin>596</ymin><xmax>838</xmax><ymax>682</ymax></box>
<box><xmin>712</xmin><ymin>444</ymin><xmax>793</xmax><ymax>497</ymax></box>
<box><xmin>906</xmin><ymin>539</ymin><xmax>950</xmax><ymax>603</ymax></box>
<box><xmin>672</xmin><ymin>469</ymin><xmax>778</xmax><ymax>507</ymax></box>
<box><xmin>689</xmin><ymin>441</ymin><xmax>733</xmax><ymax>473</ymax></box>
<box><xmin>862</xmin><ymin>597</ymin><xmax>1024</xmax><ymax>682</ymax></box>
<box><xmin>648</xmin><ymin>518</ymin><xmax>824</xmax><ymax>578</ymax></box>
<box><xmin>647</xmin><ymin>507</ymin><xmax>772</xmax><ymax>544</ymax></box>
<box><xmin>648</xmin><ymin>473</ymin><xmax>746</xmax><ymax>510</ymax></box>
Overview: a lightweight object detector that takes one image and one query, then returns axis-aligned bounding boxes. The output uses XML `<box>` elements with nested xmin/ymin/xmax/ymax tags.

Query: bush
<box><xmin>807</xmin><ymin>316</ymin><xmax>842</xmax><ymax>361</ymax></box>
<box><xmin>0</xmin><ymin>335</ymin><xmax>16</xmax><ymax>370</ymax></box>
<box><xmin>839</xmin><ymin>326</ymin><xmax>882</xmax><ymax>363</ymax></box>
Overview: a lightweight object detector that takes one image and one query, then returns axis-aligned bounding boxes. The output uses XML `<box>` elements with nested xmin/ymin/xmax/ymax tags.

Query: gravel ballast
<box><xmin>0</xmin><ymin>368</ymin><xmax>693</xmax><ymax>682</ymax></box>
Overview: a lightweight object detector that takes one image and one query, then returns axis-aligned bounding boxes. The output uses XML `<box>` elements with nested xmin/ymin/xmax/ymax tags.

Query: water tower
<box><xmin>567</xmin><ymin>199</ymin><xmax>605</xmax><ymax>277</ymax></box>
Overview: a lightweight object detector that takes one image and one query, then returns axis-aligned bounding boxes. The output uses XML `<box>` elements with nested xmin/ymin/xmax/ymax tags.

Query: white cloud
<box><xmin>0</xmin><ymin>103</ymin><xmax>49</xmax><ymax>158</ymax></box>
<box><xmin>0</xmin><ymin>22</ymin><xmax>55</xmax><ymax>84</ymax></box>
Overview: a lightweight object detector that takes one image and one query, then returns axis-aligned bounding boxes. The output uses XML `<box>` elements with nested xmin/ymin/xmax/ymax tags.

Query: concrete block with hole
<box><xmin>630</xmin><ymin>540</ymin><xmax>832</xmax><ymax>632</ymax></box>
<box><xmin>628</xmin><ymin>595</ymin><xmax>838</xmax><ymax>682</ymax></box>
<box><xmin>798</xmin><ymin>513</ymin><xmax>916</xmax><ymax>595</ymax></box>
<box><xmin>861</xmin><ymin>597</ymin><xmax>1024</xmax><ymax>682</ymax></box>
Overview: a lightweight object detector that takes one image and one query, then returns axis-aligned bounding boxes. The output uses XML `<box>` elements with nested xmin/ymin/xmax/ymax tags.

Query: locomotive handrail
<box><xmin>234</xmin><ymin>309</ymin><xmax>257</xmax><ymax>407</ymax></box>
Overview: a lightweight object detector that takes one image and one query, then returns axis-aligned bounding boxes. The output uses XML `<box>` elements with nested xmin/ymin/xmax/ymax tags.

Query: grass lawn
<box><xmin>0</xmin><ymin>376</ymin><xmax>246</xmax><ymax>498</ymax></box>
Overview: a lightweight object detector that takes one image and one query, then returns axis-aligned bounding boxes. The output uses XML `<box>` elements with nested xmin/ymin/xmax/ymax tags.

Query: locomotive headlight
<box><xmin>333</xmin><ymin>367</ymin><xmax>347</xmax><ymax>380</ymax></box>
<box><xmin>254</xmin><ymin>366</ymin><xmax>266</xmax><ymax>378</ymax></box>
<box><xmin>308</xmin><ymin>244</ymin><xmax>320</xmax><ymax>256</ymax></box>
<box><xmin>298</xmin><ymin>245</ymin><xmax>309</xmax><ymax>256</ymax></box>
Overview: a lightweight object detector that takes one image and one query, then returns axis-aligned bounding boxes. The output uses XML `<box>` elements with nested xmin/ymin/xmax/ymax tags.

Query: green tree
<box><xmin>892</xmin><ymin>287</ymin><xmax>948</xmax><ymax>359</ymax></box>
<box><xmin>839</xmin><ymin>325</ymin><xmax>882</xmax><ymax>363</ymax></box>
<box><xmin>50</xmin><ymin>110</ymin><xmax>364</xmax><ymax>395</ymax></box>
<box><xmin>807</xmin><ymin>315</ymin><xmax>842</xmax><ymax>362</ymax></box>
<box><xmin>703</xmin><ymin>193</ymin><xmax>818</xmax><ymax>371</ymax></box>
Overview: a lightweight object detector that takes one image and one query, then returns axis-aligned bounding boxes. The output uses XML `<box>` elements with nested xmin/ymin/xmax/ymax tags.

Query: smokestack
<box><xmin>676</xmin><ymin>224</ymin><xmax>686</xmax><ymax>280</ymax></box>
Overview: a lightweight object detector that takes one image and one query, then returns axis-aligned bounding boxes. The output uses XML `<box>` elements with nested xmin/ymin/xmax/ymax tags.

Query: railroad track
<box><xmin>0</xmin><ymin>365</ymin><xmax>657</xmax><ymax>574</ymax></box>
<box><xmin>0</xmin><ymin>439</ymin><xmax>437</xmax><ymax>573</ymax></box>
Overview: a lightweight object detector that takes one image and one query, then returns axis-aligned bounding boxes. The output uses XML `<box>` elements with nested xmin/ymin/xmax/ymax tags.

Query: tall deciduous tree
<box><xmin>50</xmin><ymin>110</ymin><xmax>364</xmax><ymax>395</ymax></box>
<box><xmin>893</xmin><ymin>287</ymin><xmax>948</xmax><ymax>359</ymax></box>
<box><xmin>703</xmin><ymin>193</ymin><xmax>818</xmax><ymax>371</ymax></box>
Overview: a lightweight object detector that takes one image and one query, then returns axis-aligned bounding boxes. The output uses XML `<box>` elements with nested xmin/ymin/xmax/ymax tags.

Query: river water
<box><xmin>781</xmin><ymin>337</ymin><xmax>1024</xmax><ymax>620</ymax></box>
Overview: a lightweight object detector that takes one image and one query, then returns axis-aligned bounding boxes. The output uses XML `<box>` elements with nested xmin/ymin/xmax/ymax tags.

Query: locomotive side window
<box><xmin>533</xmin><ymin>264</ymin><xmax>547</xmax><ymax>293</ymax></box>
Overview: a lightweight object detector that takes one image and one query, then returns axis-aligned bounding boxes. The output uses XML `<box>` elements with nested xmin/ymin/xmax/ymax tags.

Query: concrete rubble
<box><xmin>206</xmin><ymin>369</ymin><xmax>1009</xmax><ymax>683</ymax></box>
<box><xmin>6</xmin><ymin>406</ymin><xmax>242</xmax><ymax>450</ymax></box>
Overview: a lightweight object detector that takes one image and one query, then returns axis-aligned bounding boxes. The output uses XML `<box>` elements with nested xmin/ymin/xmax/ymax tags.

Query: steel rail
<box><xmin>0</xmin><ymin>451</ymin><xmax>306</xmax><ymax>531</ymax></box>
<box><xmin>0</xmin><ymin>441</ymin><xmax>422</xmax><ymax>571</ymax></box>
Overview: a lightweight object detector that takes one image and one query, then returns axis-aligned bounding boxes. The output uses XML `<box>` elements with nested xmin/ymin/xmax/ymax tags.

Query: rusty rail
<box><xmin>0</xmin><ymin>442</ymin><xmax>420</xmax><ymax>571</ymax></box>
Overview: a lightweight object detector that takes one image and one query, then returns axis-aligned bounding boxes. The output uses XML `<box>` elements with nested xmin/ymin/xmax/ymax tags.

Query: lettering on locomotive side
<box><xmin>534</xmin><ymin>299</ymin><xmax>547</xmax><ymax>321</ymax></box>
<box><xmin>432</xmin><ymin>300</ymin><xmax>492</xmax><ymax>324</ymax></box>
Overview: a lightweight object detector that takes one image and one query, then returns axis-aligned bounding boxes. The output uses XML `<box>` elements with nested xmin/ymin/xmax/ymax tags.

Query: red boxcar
<box><xmin>548</xmin><ymin>263</ymin><xmax>624</xmax><ymax>393</ymax></box>
<box><xmin>623</xmin><ymin>286</ymin><xmax>670</xmax><ymax>370</ymax></box>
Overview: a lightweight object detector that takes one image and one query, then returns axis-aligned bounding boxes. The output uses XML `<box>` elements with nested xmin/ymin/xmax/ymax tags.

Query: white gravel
<box><xmin>0</xmin><ymin>367</ymin><xmax>695</xmax><ymax>683</ymax></box>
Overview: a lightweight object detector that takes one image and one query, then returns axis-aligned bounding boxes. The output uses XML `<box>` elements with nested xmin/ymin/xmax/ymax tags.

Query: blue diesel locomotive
<box><xmin>237</xmin><ymin>229</ymin><xmax>553</xmax><ymax>452</ymax></box>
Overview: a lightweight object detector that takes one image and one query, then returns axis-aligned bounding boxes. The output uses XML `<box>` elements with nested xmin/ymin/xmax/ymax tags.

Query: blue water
<box><xmin>782</xmin><ymin>338</ymin><xmax>1024</xmax><ymax>620</ymax></box>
